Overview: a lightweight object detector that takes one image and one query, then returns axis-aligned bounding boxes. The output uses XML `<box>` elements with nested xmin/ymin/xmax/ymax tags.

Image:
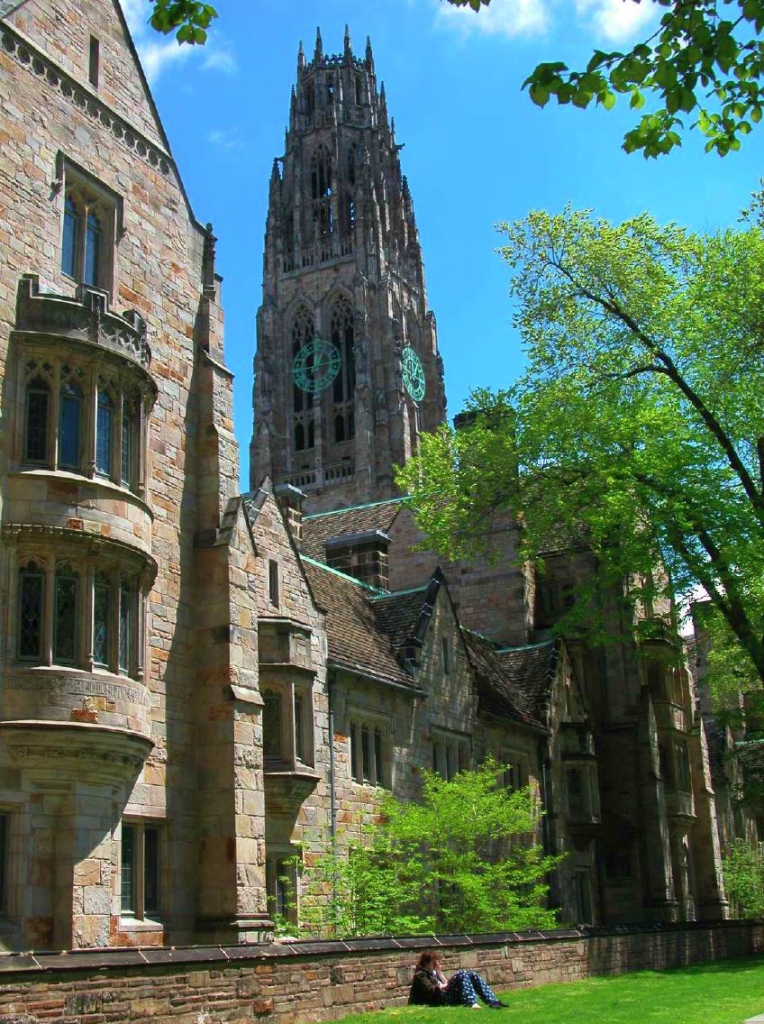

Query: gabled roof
<box><xmin>462</xmin><ymin>631</ymin><xmax>553</xmax><ymax>731</ymax></box>
<box><xmin>302</xmin><ymin>498</ymin><xmax>405</xmax><ymax>560</ymax></box>
<box><xmin>301</xmin><ymin>558</ymin><xmax>423</xmax><ymax>692</ymax></box>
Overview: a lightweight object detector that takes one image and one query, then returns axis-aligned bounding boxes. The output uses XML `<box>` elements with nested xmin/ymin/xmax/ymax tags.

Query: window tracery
<box><xmin>20</xmin><ymin>355</ymin><xmax>146</xmax><ymax>493</ymax></box>
<box><xmin>310</xmin><ymin>146</ymin><xmax>333</xmax><ymax>239</ymax></box>
<box><xmin>330</xmin><ymin>296</ymin><xmax>355</xmax><ymax>443</ymax></box>
<box><xmin>15</xmin><ymin>553</ymin><xmax>144</xmax><ymax>679</ymax></box>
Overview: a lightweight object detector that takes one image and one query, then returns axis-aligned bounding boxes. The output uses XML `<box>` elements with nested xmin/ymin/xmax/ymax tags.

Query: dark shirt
<box><xmin>409</xmin><ymin>968</ymin><xmax>447</xmax><ymax>1006</ymax></box>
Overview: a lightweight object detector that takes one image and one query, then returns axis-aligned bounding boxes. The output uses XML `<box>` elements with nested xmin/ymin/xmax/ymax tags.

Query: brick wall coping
<box><xmin>0</xmin><ymin>920</ymin><xmax>756</xmax><ymax>978</ymax></box>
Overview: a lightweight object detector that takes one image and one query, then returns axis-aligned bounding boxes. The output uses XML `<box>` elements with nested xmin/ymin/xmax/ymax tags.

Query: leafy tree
<box><xmin>398</xmin><ymin>209</ymin><xmax>764</xmax><ymax>686</ymax></box>
<box><xmin>526</xmin><ymin>0</ymin><xmax>764</xmax><ymax>157</ymax></box>
<box><xmin>722</xmin><ymin>838</ymin><xmax>764</xmax><ymax>917</ymax></box>
<box><xmin>296</xmin><ymin>759</ymin><xmax>559</xmax><ymax>938</ymax></box>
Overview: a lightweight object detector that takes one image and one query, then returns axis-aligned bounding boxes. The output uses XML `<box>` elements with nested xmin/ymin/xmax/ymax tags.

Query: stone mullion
<box><xmin>135</xmin><ymin>575</ymin><xmax>148</xmax><ymax>682</ymax></box>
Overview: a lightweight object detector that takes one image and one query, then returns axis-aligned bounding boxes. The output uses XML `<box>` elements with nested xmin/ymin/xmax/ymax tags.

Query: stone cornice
<box><xmin>0</xmin><ymin>22</ymin><xmax>174</xmax><ymax>178</ymax></box>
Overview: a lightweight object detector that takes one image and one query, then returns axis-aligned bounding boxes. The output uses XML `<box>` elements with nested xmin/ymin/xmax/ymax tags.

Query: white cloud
<box><xmin>436</xmin><ymin>0</ymin><xmax>550</xmax><ymax>40</ymax></box>
<box><xmin>207</xmin><ymin>127</ymin><xmax>244</xmax><ymax>151</ymax></box>
<box><xmin>573</xmin><ymin>0</ymin><xmax>657</xmax><ymax>44</ymax></box>
<box><xmin>118</xmin><ymin>0</ymin><xmax>237</xmax><ymax>85</ymax></box>
<box><xmin>202</xmin><ymin>45</ymin><xmax>238</xmax><ymax>75</ymax></box>
<box><xmin>434</xmin><ymin>0</ymin><xmax>657</xmax><ymax>44</ymax></box>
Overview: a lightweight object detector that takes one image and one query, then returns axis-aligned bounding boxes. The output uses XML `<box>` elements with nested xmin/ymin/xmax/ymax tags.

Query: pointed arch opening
<box><xmin>291</xmin><ymin>304</ymin><xmax>315</xmax><ymax>452</ymax></box>
<box><xmin>310</xmin><ymin>145</ymin><xmax>333</xmax><ymax>240</ymax></box>
<box><xmin>329</xmin><ymin>296</ymin><xmax>355</xmax><ymax>443</ymax></box>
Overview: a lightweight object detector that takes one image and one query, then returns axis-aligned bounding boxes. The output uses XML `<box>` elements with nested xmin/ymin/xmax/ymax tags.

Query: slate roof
<box><xmin>302</xmin><ymin>498</ymin><xmax>405</xmax><ymax>561</ymax></box>
<box><xmin>462</xmin><ymin>631</ymin><xmax>554</xmax><ymax>731</ymax></box>
<box><xmin>302</xmin><ymin>558</ymin><xmax>423</xmax><ymax>690</ymax></box>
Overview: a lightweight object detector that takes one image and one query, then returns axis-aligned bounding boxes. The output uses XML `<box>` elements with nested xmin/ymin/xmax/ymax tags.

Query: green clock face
<box><xmin>401</xmin><ymin>346</ymin><xmax>426</xmax><ymax>402</ymax></box>
<box><xmin>292</xmin><ymin>337</ymin><xmax>342</xmax><ymax>393</ymax></box>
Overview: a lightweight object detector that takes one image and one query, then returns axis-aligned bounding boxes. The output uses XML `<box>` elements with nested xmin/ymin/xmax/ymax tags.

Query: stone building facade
<box><xmin>0</xmin><ymin>0</ymin><xmax>728</xmax><ymax>954</ymax></box>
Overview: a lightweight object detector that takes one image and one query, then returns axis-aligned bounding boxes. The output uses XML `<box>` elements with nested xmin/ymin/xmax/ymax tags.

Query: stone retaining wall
<box><xmin>0</xmin><ymin>922</ymin><xmax>762</xmax><ymax>1024</ymax></box>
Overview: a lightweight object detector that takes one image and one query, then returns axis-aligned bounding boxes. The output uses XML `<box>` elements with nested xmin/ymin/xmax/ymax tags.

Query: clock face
<box><xmin>292</xmin><ymin>337</ymin><xmax>342</xmax><ymax>394</ymax></box>
<box><xmin>401</xmin><ymin>346</ymin><xmax>426</xmax><ymax>402</ymax></box>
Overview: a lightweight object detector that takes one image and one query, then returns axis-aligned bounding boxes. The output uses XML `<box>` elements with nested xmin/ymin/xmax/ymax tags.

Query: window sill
<box><xmin>118</xmin><ymin>916</ymin><xmax>163</xmax><ymax>931</ymax></box>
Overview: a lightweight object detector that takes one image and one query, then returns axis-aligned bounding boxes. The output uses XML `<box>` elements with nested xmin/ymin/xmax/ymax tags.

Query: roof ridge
<box><xmin>369</xmin><ymin>585</ymin><xmax>429</xmax><ymax>602</ymax></box>
<box><xmin>300</xmin><ymin>555</ymin><xmax>386</xmax><ymax>594</ymax></box>
<box><xmin>304</xmin><ymin>496</ymin><xmax>407</xmax><ymax>520</ymax></box>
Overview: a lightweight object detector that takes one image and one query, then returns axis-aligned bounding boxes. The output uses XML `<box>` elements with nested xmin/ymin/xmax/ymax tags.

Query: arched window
<box><xmin>292</xmin><ymin>305</ymin><xmax>315</xmax><ymax>452</ymax></box>
<box><xmin>18</xmin><ymin>561</ymin><xmax>44</xmax><ymax>660</ymax></box>
<box><xmin>84</xmin><ymin>211</ymin><xmax>103</xmax><ymax>288</ymax></box>
<box><xmin>311</xmin><ymin>146</ymin><xmax>332</xmax><ymax>239</ymax></box>
<box><xmin>59</xmin><ymin>374</ymin><xmax>83</xmax><ymax>471</ymax></box>
<box><xmin>347</xmin><ymin>144</ymin><xmax>357</xmax><ymax>186</ymax></box>
<box><xmin>54</xmin><ymin>562</ymin><xmax>79</xmax><ymax>665</ymax></box>
<box><xmin>24</xmin><ymin>374</ymin><xmax>50</xmax><ymax>464</ymax></box>
<box><xmin>96</xmin><ymin>387</ymin><xmax>114</xmax><ymax>476</ymax></box>
<box><xmin>93</xmin><ymin>572</ymin><xmax>111</xmax><ymax>667</ymax></box>
<box><xmin>305</xmin><ymin>81</ymin><xmax>315</xmax><ymax>118</ymax></box>
<box><xmin>330</xmin><ymin>297</ymin><xmax>355</xmax><ymax>442</ymax></box>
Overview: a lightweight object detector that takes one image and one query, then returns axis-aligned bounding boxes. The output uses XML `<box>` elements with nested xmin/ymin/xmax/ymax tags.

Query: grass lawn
<box><xmin>338</xmin><ymin>957</ymin><xmax>764</xmax><ymax>1024</ymax></box>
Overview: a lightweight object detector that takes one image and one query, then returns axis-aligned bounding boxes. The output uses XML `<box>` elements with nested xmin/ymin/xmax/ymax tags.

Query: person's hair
<box><xmin>417</xmin><ymin>951</ymin><xmax>439</xmax><ymax>970</ymax></box>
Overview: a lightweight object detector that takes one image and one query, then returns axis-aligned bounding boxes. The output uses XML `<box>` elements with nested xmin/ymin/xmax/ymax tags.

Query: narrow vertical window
<box><xmin>263</xmin><ymin>691</ymin><xmax>282</xmax><ymax>760</ymax></box>
<box><xmin>350</xmin><ymin>722</ymin><xmax>359</xmax><ymax>782</ymax></box>
<box><xmin>93</xmin><ymin>574</ymin><xmax>111</xmax><ymax>667</ymax></box>
<box><xmin>441</xmin><ymin>636</ymin><xmax>450</xmax><ymax>676</ymax></box>
<box><xmin>59</xmin><ymin>377</ymin><xmax>82</xmax><ymax>470</ymax></box>
<box><xmin>121</xmin><ymin>397</ymin><xmax>135</xmax><ymax>487</ymax></box>
<box><xmin>144</xmin><ymin>826</ymin><xmax>159</xmax><ymax>915</ymax></box>
<box><xmin>62</xmin><ymin>193</ymin><xmax>79</xmax><ymax>278</ymax></box>
<box><xmin>53</xmin><ymin>564</ymin><xmax>78</xmax><ymax>664</ymax></box>
<box><xmin>88</xmin><ymin>35</ymin><xmax>100</xmax><ymax>88</ymax></box>
<box><xmin>84</xmin><ymin>211</ymin><xmax>102</xmax><ymax>287</ymax></box>
<box><xmin>118</xmin><ymin>578</ymin><xmax>132</xmax><ymax>674</ymax></box>
<box><xmin>18</xmin><ymin>563</ymin><xmax>44</xmax><ymax>660</ymax></box>
<box><xmin>121</xmin><ymin>823</ymin><xmax>135</xmax><ymax>913</ymax></box>
<box><xmin>330</xmin><ymin>297</ymin><xmax>355</xmax><ymax>442</ymax></box>
<box><xmin>24</xmin><ymin>377</ymin><xmax>50</xmax><ymax>464</ymax></box>
<box><xmin>121</xmin><ymin>822</ymin><xmax>160</xmax><ymax>919</ymax></box>
<box><xmin>96</xmin><ymin>389</ymin><xmax>113</xmax><ymax>475</ymax></box>
<box><xmin>292</xmin><ymin>306</ymin><xmax>315</xmax><ymax>451</ymax></box>
<box><xmin>294</xmin><ymin>691</ymin><xmax>305</xmax><ymax>763</ymax></box>
<box><xmin>374</xmin><ymin>727</ymin><xmax>385</xmax><ymax>788</ymax></box>
<box><xmin>361</xmin><ymin>724</ymin><xmax>371</xmax><ymax>782</ymax></box>
<box><xmin>268</xmin><ymin>559</ymin><xmax>279</xmax><ymax>608</ymax></box>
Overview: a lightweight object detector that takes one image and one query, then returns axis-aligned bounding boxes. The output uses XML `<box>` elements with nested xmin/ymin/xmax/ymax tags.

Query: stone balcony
<box><xmin>15</xmin><ymin>275</ymin><xmax>152</xmax><ymax>370</ymax></box>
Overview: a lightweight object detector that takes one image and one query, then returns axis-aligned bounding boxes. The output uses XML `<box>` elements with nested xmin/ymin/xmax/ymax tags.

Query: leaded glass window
<box><xmin>24</xmin><ymin>377</ymin><xmax>50</xmax><ymax>464</ymax></box>
<box><xmin>119</xmin><ymin>578</ymin><xmax>132</xmax><ymax>674</ymax></box>
<box><xmin>59</xmin><ymin>377</ymin><xmax>82</xmax><ymax>470</ymax></box>
<box><xmin>263</xmin><ymin>691</ymin><xmax>282</xmax><ymax>760</ymax></box>
<box><xmin>96</xmin><ymin>389</ymin><xmax>114</xmax><ymax>476</ymax></box>
<box><xmin>121</xmin><ymin>397</ymin><xmax>135</xmax><ymax>487</ymax></box>
<box><xmin>53</xmin><ymin>564</ymin><xmax>78</xmax><ymax>664</ymax></box>
<box><xmin>93</xmin><ymin>575</ymin><xmax>111</xmax><ymax>667</ymax></box>
<box><xmin>18</xmin><ymin>564</ymin><xmax>44</xmax><ymax>660</ymax></box>
<box><xmin>84</xmin><ymin>211</ymin><xmax>102</xmax><ymax>287</ymax></box>
<box><xmin>62</xmin><ymin>193</ymin><xmax>79</xmax><ymax>279</ymax></box>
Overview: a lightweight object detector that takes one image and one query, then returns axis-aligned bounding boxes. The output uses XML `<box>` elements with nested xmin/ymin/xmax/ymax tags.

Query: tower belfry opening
<box><xmin>251</xmin><ymin>28</ymin><xmax>447</xmax><ymax>513</ymax></box>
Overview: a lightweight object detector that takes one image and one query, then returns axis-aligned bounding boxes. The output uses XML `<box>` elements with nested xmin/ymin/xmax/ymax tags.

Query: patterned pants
<box><xmin>444</xmin><ymin>970</ymin><xmax>499</xmax><ymax>1007</ymax></box>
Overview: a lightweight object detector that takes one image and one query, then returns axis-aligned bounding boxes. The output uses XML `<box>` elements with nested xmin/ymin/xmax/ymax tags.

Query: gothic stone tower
<box><xmin>250</xmin><ymin>28</ymin><xmax>446</xmax><ymax>512</ymax></box>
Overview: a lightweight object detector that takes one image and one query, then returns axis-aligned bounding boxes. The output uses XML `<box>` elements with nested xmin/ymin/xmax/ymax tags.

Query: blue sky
<box><xmin>121</xmin><ymin>0</ymin><xmax>764</xmax><ymax>489</ymax></box>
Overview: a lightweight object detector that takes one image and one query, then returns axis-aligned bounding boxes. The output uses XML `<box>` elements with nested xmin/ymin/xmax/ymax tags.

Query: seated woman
<box><xmin>408</xmin><ymin>951</ymin><xmax>508</xmax><ymax>1009</ymax></box>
